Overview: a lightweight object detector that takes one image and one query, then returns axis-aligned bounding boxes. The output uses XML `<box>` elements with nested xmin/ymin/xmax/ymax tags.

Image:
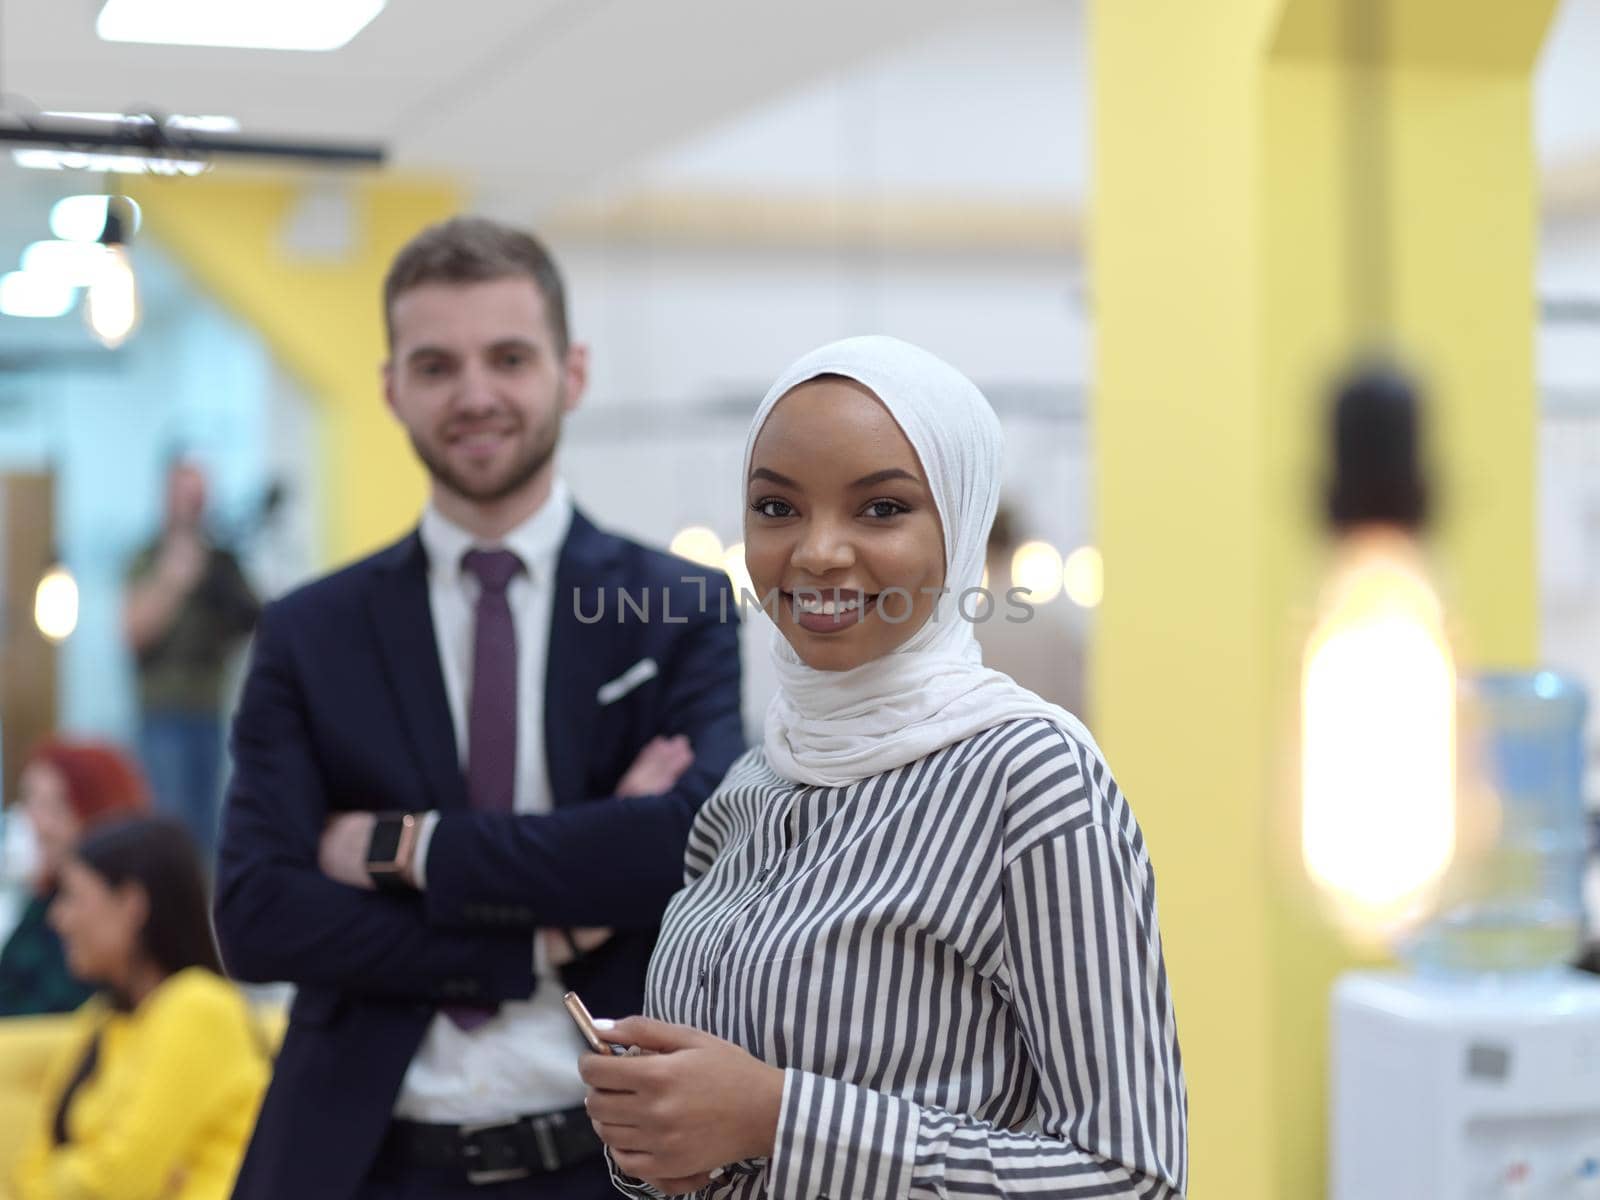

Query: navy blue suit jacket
<box><xmin>215</xmin><ymin>510</ymin><xmax>744</xmax><ymax>1200</ymax></box>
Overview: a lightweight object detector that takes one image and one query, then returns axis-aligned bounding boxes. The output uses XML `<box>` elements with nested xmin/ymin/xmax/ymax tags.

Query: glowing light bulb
<box><xmin>722</xmin><ymin>542</ymin><xmax>753</xmax><ymax>596</ymax></box>
<box><xmin>1301</xmin><ymin>539</ymin><xmax>1456</xmax><ymax>942</ymax></box>
<box><xmin>85</xmin><ymin>245</ymin><xmax>139</xmax><ymax>348</ymax></box>
<box><xmin>0</xmin><ymin>271</ymin><xmax>75</xmax><ymax>318</ymax></box>
<box><xmin>670</xmin><ymin>526</ymin><xmax>723</xmax><ymax>569</ymax></box>
<box><xmin>34</xmin><ymin>564</ymin><xmax>80</xmax><ymax>643</ymax></box>
<box><xmin>1010</xmin><ymin>540</ymin><xmax>1063</xmax><ymax>604</ymax></box>
<box><xmin>1062</xmin><ymin>546</ymin><xmax>1104</xmax><ymax>609</ymax></box>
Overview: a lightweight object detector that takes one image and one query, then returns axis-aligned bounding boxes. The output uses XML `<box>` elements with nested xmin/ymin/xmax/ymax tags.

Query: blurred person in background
<box><xmin>216</xmin><ymin>216</ymin><xmax>744</xmax><ymax>1200</ymax></box>
<box><xmin>0</xmin><ymin>740</ymin><xmax>150</xmax><ymax>1017</ymax></box>
<box><xmin>122</xmin><ymin>461</ymin><xmax>262</xmax><ymax>862</ymax></box>
<box><xmin>11</xmin><ymin>817</ymin><xmax>269</xmax><ymax>1200</ymax></box>
<box><xmin>975</xmin><ymin>503</ymin><xmax>1090</xmax><ymax>724</ymax></box>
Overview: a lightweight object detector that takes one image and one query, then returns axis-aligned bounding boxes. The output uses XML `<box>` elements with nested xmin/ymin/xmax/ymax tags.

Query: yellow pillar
<box><xmin>1091</xmin><ymin>2</ymin><xmax>1555</xmax><ymax>1195</ymax></box>
<box><xmin>127</xmin><ymin>176</ymin><xmax>461</xmax><ymax>565</ymax></box>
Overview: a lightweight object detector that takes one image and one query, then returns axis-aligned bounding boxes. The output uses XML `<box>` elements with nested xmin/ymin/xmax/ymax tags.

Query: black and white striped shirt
<box><xmin>613</xmin><ymin>718</ymin><xmax>1187</xmax><ymax>1199</ymax></box>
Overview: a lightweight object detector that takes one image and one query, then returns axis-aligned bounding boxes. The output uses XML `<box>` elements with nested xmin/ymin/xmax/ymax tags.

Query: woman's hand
<box><xmin>580</xmin><ymin>1018</ymin><xmax>783</xmax><ymax>1191</ymax></box>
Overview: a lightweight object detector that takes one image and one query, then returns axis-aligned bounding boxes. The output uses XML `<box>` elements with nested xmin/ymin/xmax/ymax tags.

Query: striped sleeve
<box><xmin>768</xmin><ymin>732</ymin><xmax>1187</xmax><ymax>1199</ymax></box>
<box><xmin>682</xmin><ymin>755</ymin><xmax>752</xmax><ymax>885</ymax></box>
<box><xmin>604</xmin><ymin>1151</ymin><xmax>666</xmax><ymax>1200</ymax></box>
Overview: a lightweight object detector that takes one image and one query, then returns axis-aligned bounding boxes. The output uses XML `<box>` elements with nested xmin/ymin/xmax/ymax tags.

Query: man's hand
<box><xmin>534</xmin><ymin>736</ymin><xmax>695</xmax><ymax>964</ymax></box>
<box><xmin>315</xmin><ymin>739</ymin><xmax>693</xmax><ymax>922</ymax></box>
<box><xmin>580</xmin><ymin>1018</ymin><xmax>783</xmax><ymax>1188</ymax></box>
<box><xmin>613</xmin><ymin>735</ymin><xmax>693</xmax><ymax>799</ymax></box>
<box><xmin>318</xmin><ymin>812</ymin><xmax>377</xmax><ymax>889</ymax></box>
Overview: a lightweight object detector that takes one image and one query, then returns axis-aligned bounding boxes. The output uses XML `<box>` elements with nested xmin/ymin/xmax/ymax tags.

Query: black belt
<box><xmin>382</xmin><ymin>1108</ymin><xmax>601</xmax><ymax>1184</ymax></box>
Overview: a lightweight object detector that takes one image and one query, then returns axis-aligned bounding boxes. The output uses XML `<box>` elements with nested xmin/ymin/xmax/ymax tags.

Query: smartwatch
<box><xmin>365</xmin><ymin>813</ymin><xmax>418</xmax><ymax>891</ymax></box>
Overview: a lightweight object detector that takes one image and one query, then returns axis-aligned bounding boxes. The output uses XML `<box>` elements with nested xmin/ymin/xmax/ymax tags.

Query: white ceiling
<box><xmin>1</xmin><ymin>0</ymin><xmax>1594</xmax><ymax>355</ymax></box>
<box><xmin>4</xmin><ymin>0</ymin><xmax>1595</xmax><ymax>209</ymax></box>
<box><xmin>2</xmin><ymin>0</ymin><xmax>1054</xmax><ymax>203</ymax></box>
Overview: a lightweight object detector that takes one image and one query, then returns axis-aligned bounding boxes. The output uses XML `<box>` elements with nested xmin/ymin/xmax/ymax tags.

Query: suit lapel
<box><xmin>368</xmin><ymin>533</ymin><xmax>469</xmax><ymax>814</ymax></box>
<box><xmin>545</xmin><ymin>510</ymin><xmax>624</xmax><ymax>809</ymax></box>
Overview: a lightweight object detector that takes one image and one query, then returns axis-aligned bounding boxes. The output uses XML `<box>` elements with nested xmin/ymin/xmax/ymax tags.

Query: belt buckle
<box><xmin>459</xmin><ymin>1119</ymin><xmax>532</xmax><ymax>1185</ymax></box>
<box><xmin>531</xmin><ymin>1112</ymin><xmax>563</xmax><ymax>1173</ymax></box>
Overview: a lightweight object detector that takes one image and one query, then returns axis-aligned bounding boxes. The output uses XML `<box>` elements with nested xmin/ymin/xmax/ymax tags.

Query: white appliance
<box><xmin>1332</xmin><ymin>970</ymin><xmax>1600</xmax><ymax>1198</ymax></box>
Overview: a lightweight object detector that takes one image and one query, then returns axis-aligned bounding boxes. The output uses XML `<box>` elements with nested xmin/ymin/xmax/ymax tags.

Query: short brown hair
<box><xmin>383</xmin><ymin>216</ymin><xmax>570</xmax><ymax>352</ymax></box>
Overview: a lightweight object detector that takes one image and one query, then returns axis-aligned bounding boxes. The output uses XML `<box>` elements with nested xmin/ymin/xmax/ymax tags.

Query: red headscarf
<box><xmin>24</xmin><ymin>739</ymin><xmax>151</xmax><ymax>826</ymax></box>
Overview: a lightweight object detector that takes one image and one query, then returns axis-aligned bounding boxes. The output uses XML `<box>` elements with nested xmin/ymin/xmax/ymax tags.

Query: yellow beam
<box><xmin>545</xmin><ymin>189</ymin><xmax>1081</xmax><ymax>255</ymax></box>
<box><xmin>128</xmin><ymin>174</ymin><xmax>461</xmax><ymax>566</ymax></box>
<box><xmin>1273</xmin><ymin>0</ymin><xmax>1555</xmax><ymax>70</ymax></box>
<box><xmin>1092</xmin><ymin>1</ymin><xmax>1554</xmax><ymax>1196</ymax></box>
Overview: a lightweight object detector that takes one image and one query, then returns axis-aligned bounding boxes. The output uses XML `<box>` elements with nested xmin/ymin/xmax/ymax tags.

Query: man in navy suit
<box><xmin>215</xmin><ymin>217</ymin><xmax>744</xmax><ymax>1199</ymax></box>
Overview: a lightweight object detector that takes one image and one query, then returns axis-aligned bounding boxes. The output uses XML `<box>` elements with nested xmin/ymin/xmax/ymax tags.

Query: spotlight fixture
<box><xmin>96</xmin><ymin>0</ymin><xmax>387</xmax><ymax>52</ymax></box>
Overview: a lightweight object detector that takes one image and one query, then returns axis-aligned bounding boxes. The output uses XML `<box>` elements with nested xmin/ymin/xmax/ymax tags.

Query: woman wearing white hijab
<box><xmin>581</xmin><ymin>337</ymin><xmax>1187</xmax><ymax>1199</ymax></box>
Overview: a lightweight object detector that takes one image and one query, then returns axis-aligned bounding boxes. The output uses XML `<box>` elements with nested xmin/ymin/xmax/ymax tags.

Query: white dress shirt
<box><xmin>393</xmin><ymin>480</ymin><xmax>593</xmax><ymax>1123</ymax></box>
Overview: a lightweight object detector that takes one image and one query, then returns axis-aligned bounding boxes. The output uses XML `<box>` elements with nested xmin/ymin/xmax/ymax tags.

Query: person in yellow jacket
<box><xmin>11</xmin><ymin>817</ymin><xmax>267</xmax><ymax>1200</ymax></box>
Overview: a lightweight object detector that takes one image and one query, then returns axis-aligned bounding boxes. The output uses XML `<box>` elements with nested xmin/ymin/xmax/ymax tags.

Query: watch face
<box><xmin>368</xmin><ymin>818</ymin><xmax>404</xmax><ymax>866</ymax></box>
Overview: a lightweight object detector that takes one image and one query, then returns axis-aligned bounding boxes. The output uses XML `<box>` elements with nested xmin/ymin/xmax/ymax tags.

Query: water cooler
<box><xmin>1332</xmin><ymin>970</ymin><xmax>1600</xmax><ymax>1198</ymax></box>
<box><xmin>1330</xmin><ymin>672</ymin><xmax>1598</xmax><ymax>1199</ymax></box>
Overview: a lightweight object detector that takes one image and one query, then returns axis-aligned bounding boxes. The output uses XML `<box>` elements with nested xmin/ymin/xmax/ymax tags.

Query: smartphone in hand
<box><xmin>563</xmin><ymin>991</ymin><xmax>629</xmax><ymax>1056</ymax></box>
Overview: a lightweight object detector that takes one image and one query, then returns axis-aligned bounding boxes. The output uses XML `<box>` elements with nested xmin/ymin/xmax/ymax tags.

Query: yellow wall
<box><xmin>128</xmin><ymin>175</ymin><xmax>460</xmax><ymax>566</ymax></box>
<box><xmin>1091</xmin><ymin>2</ymin><xmax>1554</xmax><ymax>1195</ymax></box>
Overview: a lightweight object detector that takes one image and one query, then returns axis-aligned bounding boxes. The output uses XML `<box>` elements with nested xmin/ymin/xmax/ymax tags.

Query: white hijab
<box><xmin>745</xmin><ymin>335</ymin><xmax>1102</xmax><ymax>787</ymax></box>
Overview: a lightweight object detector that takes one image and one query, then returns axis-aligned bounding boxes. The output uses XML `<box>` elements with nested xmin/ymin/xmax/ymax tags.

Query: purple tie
<box><xmin>447</xmin><ymin>548</ymin><xmax>524</xmax><ymax>1031</ymax></box>
<box><xmin>463</xmin><ymin>548</ymin><xmax>523</xmax><ymax>813</ymax></box>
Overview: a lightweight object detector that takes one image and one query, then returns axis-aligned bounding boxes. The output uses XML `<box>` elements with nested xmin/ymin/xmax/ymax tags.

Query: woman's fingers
<box><xmin>607</xmin><ymin>1016</ymin><xmax>709</xmax><ymax>1053</ymax></box>
<box><xmin>583</xmin><ymin>1090</ymin><xmax>641</xmax><ymax>1126</ymax></box>
<box><xmin>592</xmin><ymin>1119</ymin><xmax>648</xmax><ymax>1149</ymax></box>
<box><xmin>577</xmin><ymin>1048</ymin><xmax>656</xmax><ymax>1090</ymax></box>
<box><xmin>610</xmin><ymin>1148</ymin><xmax>662</xmax><ymax>1178</ymax></box>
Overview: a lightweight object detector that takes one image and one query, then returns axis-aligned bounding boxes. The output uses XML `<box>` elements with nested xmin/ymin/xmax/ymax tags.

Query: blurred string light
<box><xmin>0</xmin><ymin>271</ymin><xmax>75</xmax><ymax>318</ymax></box>
<box><xmin>85</xmin><ymin>244</ymin><xmax>140</xmax><ymax>348</ymax></box>
<box><xmin>670</xmin><ymin>526</ymin><xmax>724</xmax><ymax>569</ymax></box>
<box><xmin>2</xmin><ymin>197</ymin><xmax>142</xmax><ymax>343</ymax></box>
<box><xmin>85</xmin><ymin>196</ymin><xmax>141</xmax><ymax>348</ymax></box>
<box><xmin>34</xmin><ymin>562</ymin><xmax>80</xmax><ymax>643</ymax></box>
<box><xmin>722</xmin><ymin>542</ymin><xmax>754</xmax><ymax>596</ymax></box>
<box><xmin>1062</xmin><ymin>546</ymin><xmax>1104</xmax><ymax>609</ymax></box>
<box><xmin>96</xmin><ymin>0</ymin><xmax>388</xmax><ymax>51</ymax></box>
<box><xmin>22</xmin><ymin>240</ymin><xmax>115</xmax><ymax>286</ymax></box>
<box><xmin>1010</xmin><ymin>540</ymin><xmax>1063</xmax><ymax>604</ymax></box>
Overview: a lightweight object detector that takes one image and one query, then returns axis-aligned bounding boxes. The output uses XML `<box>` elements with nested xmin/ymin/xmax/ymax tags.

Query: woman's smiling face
<box><xmin>744</xmin><ymin>376</ymin><xmax>946</xmax><ymax>672</ymax></box>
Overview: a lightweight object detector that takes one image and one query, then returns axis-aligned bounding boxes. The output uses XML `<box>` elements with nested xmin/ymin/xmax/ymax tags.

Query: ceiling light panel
<box><xmin>96</xmin><ymin>0</ymin><xmax>387</xmax><ymax>52</ymax></box>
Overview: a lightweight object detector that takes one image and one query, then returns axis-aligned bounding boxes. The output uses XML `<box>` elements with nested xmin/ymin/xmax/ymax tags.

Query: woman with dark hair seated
<box><xmin>0</xmin><ymin>740</ymin><xmax>150</xmax><ymax>1017</ymax></box>
<box><xmin>11</xmin><ymin>818</ymin><xmax>269</xmax><ymax>1200</ymax></box>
